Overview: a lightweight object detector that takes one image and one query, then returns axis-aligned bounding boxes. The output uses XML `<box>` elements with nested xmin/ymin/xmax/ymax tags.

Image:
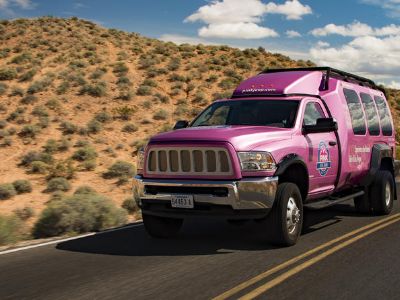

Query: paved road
<box><xmin>1</xmin><ymin>193</ymin><xmax>400</xmax><ymax>300</ymax></box>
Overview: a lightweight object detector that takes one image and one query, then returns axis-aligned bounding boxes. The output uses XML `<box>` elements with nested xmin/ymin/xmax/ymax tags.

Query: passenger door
<box><xmin>302</xmin><ymin>101</ymin><xmax>339</xmax><ymax>196</ymax></box>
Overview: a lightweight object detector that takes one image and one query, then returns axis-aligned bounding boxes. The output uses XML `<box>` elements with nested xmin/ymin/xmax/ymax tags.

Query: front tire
<box><xmin>143</xmin><ymin>214</ymin><xmax>183</xmax><ymax>238</ymax></box>
<box><xmin>266</xmin><ymin>183</ymin><xmax>303</xmax><ymax>246</ymax></box>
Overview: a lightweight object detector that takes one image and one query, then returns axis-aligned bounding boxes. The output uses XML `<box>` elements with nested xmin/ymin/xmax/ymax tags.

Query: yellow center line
<box><xmin>213</xmin><ymin>213</ymin><xmax>400</xmax><ymax>300</ymax></box>
<box><xmin>240</xmin><ymin>215</ymin><xmax>400</xmax><ymax>300</ymax></box>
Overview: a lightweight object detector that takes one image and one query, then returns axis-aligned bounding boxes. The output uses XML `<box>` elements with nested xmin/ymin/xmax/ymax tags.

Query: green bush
<box><xmin>0</xmin><ymin>119</ymin><xmax>7</xmax><ymax>129</ymax></box>
<box><xmin>153</xmin><ymin>109</ymin><xmax>168</xmax><ymax>120</ymax></box>
<box><xmin>19</xmin><ymin>125</ymin><xmax>40</xmax><ymax>138</ymax></box>
<box><xmin>27</xmin><ymin>77</ymin><xmax>53</xmax><ymax>94</ymax></box>
<box><xmin>11</xmin><ymin>52</ymin><xmax>32</xmax><ymax>64</ymax></box>
<box><xmin>46</xmin><ymin>161</ymin><xmax>75</xmax><ymax>180</ymax></box>
<box><xmin>90</xmin><ymin>68</ymin><xmax>106</xmax><ymax>79</ymax></box>
<box><xmin>30</xmin><ymin>161</ymin><xmax>49</xmax><ymax>174</ymax></box>
<box><xmin>122</xmin><ymin>123</ymin><xmax>138</xmax><ymax>133</ymax></box>
<box><xmin>19</xmin><ymin>69</ymin><xmax>37</xmax><ymax>82</ymax></box>
<box><xmin>113</xmin><ymin>62</ymin><xmax>129</xmax><ymax>76</ymax></box>
<box><xmin>103</xmin><ymin>160</ymin><xmax>135</xmax><ymax>179</ymax></box>
<box><xmin>20</xmin><ymin>151</ymin><xmax>53</xmax><ymax>166</ymax></box>
<box><xmin>46</xmin><ymin>177</ymin><xmax>71</xmax><ymax>193</ymax></box>
<box><xmin>20</xmin><ymin>94</ymin><xmax>38</xmax><ymax>105</ymax></box>
<box><xmin>32</xmin><ymin>105</ymin><xmax>49</xmax><ymax>117</ymax></box>
<box><xmin>86</xmin><ymin>119</ymin><xmax>102</xmax><ymax>134</ymax></box>
<box><xmin>60</xmin><ymin>121</ymin><xmax>78</xmax><ymax>134</ymax></box>
<box><xmin>79</xmin><ymin>158</ymin><xmax>96</xmax><ymax>170</ymax></box>
<box><xmin>0</xmin><ymin>183</ymin><xmax>17</xmax><ymax>200</ymax></box>
<box><xmin>80</xmin><ymin>82</ymin><xmax>107</xmax><ymax>97</ymax></box>
<box><xmin>74</xmin><ymin>185</ymin><xmax>97</xmax><ymax>195</ymax></box>
<box><xmin>116</xmin><ymin>76</ymin><xmax>131</xmax><ymax>85</ymax></box>
<box><xmin>72</xmin><ymin>146</ymin><xmax>97</xmax><ymax>161</ymax></box>
<box><xmin>113</xmin><ymin>106</ymin><xmax>136</xmax><ymax>120</ymax></box>
<box><xmin>0</xmin><ymin>68</ymin><xmax>17</xmax><ymax>80</ymax></box>
<box><xmin>32</xmin><ymin>192</ymin><xmax>127</xmax><ymax>238</ymax></box>
<box><xmin>94</xmin><ymin>111</ymin><xmax>112</xmax><ymax>123</ymax></box>
<box><xmin>12</xmin><ymin>180</ymin><xmax>32</xmax><ymax>194</ymax></box>
<box><xmin>10</xmin><ymin>86</ymin><xmax>24</xmax><ymax>97</ymax></box>
<box><xmin>136</xmin><ymin>85</ymin><xmax>153</xmax><ymax>96</ymax></box>
<box><xmin>0</xmin><ymin>82</ymin><xmax>7</xmax><ymax>95</ymax></box>
<box><xmin>14</xmin><ymin>207</ymin><xmax>34</xmax><ymax>221</ymax></box>
<box><xmin>0</xmin><ymin>215</ymin><xmax>23</xmax><ymax>245</ymax></box>
<box><xmin>117</xmin><ymin>89</ymin><xmax>134</xmax><ymax>101</ymax></box>
<box><xmin>121</xmin><ymin>196</ymin><xmax>139</xmax><ymax>214</ymax></box>
<box><xmin>45</xmin><ymin>98</ymin><xmax>61</xmax><ymax>110</ymax></box>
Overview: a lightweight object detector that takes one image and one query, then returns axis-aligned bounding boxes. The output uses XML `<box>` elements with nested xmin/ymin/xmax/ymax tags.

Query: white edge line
<box><xmin>0</xmin><ymin>222</ymin><xmax>143</xmax><ymax>256</ymax></box>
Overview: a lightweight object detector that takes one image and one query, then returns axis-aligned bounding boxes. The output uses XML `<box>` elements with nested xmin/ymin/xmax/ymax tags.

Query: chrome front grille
<box><xmin>146</xmin><ymin>147</ymin><xmax>233</xmax><ymax>175</ymax></box>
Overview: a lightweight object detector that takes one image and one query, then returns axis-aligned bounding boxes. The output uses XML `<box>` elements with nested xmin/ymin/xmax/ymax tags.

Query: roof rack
<box><xmin>259</xmin><ymin>67</ymin><xmax>379</xmax><ymax>91</ymax></box>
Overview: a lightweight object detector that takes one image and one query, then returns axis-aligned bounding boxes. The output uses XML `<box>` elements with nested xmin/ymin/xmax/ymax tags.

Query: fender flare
<box><xmin>362</xmin><ymin>144</ymin><xmax>397</xmax><ymax>199</ymax></box>
<box><xmin>275</xmin><ymin>154</ymin><xmax>309</xmax><ymax>199</ymax></box>
<box><xmin>275</xmin><ymin>154</ymin><xmax>309</xmax><ymax>176</ymax></box>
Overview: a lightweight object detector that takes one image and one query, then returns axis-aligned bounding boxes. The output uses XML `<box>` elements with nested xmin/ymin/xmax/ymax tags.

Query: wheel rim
<box><xmin>385</xmin><ymin>181</ymin><xmax>391</xmax><ymax>207</ymax></box>
<box><xmin>286</xmin><ymin>197</ymin><xmax>301</xmax><ymax>234</ymax></box>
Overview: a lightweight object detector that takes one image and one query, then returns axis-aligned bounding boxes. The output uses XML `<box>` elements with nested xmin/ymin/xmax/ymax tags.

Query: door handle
<box><xmin>329</xmin><ymin>141</ymin><xmax>337</xmax><ymax>146</ymax></box>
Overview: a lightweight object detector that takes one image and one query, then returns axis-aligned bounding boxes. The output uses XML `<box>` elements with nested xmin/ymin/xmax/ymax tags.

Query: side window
<box><xmin>360</xmin><ymin>93</ymin><xmax>380</xmax><ymax>136</ymax></box>
<box><xmin>303</xmin><ymin>102</ymin><xmax>325</xmax><ymax>126</ymax></box>
<box><xmin>374</xmin><ymin>96</ymin><xmax>393</xmax><ymax>136</ymax></box>
<box><xmin>343</xmin><ymin>89</ymin><xmax>366</xmax><ymax>135</ymax></box>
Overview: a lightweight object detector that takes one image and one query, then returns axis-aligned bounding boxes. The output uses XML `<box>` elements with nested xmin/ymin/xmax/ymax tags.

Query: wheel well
<box><xmin>380</xmin><ymin>157</ymin><xmax>394</xmax><ymax>175</ymax></box>
<box><xmin>278</xmin><ymin>163</ymin><xmax>309</xmax><ymax>201</ymax></box>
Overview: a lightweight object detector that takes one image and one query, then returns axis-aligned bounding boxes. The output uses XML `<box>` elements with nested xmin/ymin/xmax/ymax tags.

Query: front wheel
<box><xmin>143</xmin><ymin>214</ymin><xmax>183</xmax><ymax>238</ymax></box>
<box><xmin>265</xmin><ymin>183</ymin><xmax>303</xmax><ymax>246</ymax></box>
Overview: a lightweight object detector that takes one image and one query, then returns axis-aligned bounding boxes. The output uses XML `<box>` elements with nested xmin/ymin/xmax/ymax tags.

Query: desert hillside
<box><xmin>0</xmin><ymin>17</ymin><xmax>399</xmax><ymax>244</ymax></box>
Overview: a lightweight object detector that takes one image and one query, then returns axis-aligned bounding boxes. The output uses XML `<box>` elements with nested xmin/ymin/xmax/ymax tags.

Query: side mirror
<box><xmin>173</xmin><ymin>120</ymin><xmax>189</xmax><ymax>130</ymax></box>
<box><xmin>302</xmin><ymin>118</ymin><xmax>337</xmax><ymax>134</ymax></box>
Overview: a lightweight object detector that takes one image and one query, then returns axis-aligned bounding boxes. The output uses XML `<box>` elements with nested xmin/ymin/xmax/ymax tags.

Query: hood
<box><xmin>150</xmin><ymin>125</ymin><xmax>293</xmax><ymax>151</ymax></box>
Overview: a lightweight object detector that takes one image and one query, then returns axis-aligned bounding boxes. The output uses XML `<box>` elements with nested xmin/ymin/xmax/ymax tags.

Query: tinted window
<box><xmin>192</xmin><ymin>100</ymin><xmax>299</xmax><ymax>128</ymax></box>
<box><xmin>303</xmin><ymin>102</ymin><xmax>325</xmax><ymax>126</ymax></box>
<box><xmin>360</xmin><ymin>93</ymin><xmax>380</xmax><ymax>136</ymax></box>
<box><xmin>343</xmin><ymin>89</ymin><xmax>366</xmax><ymax>135</ymax></box>
<box><xmin>374</xmin><ymin>96</ymin><xmax>393</xmax><ymax>136</ymax></box>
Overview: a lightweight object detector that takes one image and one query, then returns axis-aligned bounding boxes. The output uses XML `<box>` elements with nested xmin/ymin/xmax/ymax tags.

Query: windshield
<box><xmin>191</xmin><ymin>100</ymin><xmax>300</xmax><ymax>128</ymax></box>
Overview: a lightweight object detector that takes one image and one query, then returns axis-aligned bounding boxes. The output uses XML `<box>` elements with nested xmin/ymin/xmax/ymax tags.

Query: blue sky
<box><xmin>1</xmin><ymin>0</ymin><xmax>400</xmax><ymax>87</ymax></box>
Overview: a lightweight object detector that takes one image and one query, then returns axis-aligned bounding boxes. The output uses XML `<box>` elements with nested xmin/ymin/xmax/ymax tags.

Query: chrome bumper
<box><xmin>133</xmin><ymin>175</ymin><xmax>278</xmax><ymax>210</ymax></box>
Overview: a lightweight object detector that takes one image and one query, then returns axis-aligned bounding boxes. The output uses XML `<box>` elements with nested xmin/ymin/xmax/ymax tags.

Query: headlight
<box><xmin>238</xmin><ymin>151</ymin><xmax>276</xmax><ymax>171</ymax></box>
<box><xmin>136</xmin><ymin>147</ymin><xmax>145</xmax><ymax>174</ymax></box>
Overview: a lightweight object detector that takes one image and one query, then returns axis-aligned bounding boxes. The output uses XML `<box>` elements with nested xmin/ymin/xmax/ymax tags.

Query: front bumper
<box><xmin>133</xmin><ymin>175</ymin><xmax>278</xmax><ymax>218</ymax></box>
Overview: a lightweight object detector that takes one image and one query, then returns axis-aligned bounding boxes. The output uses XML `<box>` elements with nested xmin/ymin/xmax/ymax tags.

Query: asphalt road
<box><xmin>1</xmin><ymin>191</ymin><xmax>400</xmax><ymax>300</ymax></box>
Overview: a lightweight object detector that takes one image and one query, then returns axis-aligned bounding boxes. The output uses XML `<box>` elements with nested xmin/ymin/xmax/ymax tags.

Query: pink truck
<box><xmin>134</xmin><ymin>67</ymin><xmax>396</xmax><ymax>246</ymax></box>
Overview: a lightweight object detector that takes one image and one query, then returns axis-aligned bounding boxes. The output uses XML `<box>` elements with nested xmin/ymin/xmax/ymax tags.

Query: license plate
<box><xmin>171</xmin><ymin>195</ymin><xmax>194</xmax><ymax>209</ymax></box>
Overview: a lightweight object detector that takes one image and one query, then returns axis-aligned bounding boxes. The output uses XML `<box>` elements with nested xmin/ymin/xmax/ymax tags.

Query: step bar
<box><xmin>304</xmin><ymin>191</ymin><xmax>365</xmax><ymax>210</ymax></box>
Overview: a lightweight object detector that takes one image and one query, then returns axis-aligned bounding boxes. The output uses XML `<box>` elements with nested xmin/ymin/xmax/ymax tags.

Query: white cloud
<box><xmin>265</xmin><ymin>0</ymin><xmax>312</xmax><ymax>20</ymax></box>
<box><xmin>159</xmin><ymin>34</ymin><xmax>220</xmax><ymax>45</ymax></box>
<box><xmin>185</xmin><ymin>0</ymin><xmax>311</xmax><ymax>39</ymax></box>
<box><xmin>311</xmin><ymin>21</ymin><xmax>400</xmax><ymax>37</ymax></box>
<box><xmin>310</xmin><ymin>35</ymin><xmax>400</xmax><ymax>81</ymax></box>
<box><xmin>360</xmin><ymin>0</ymin><xmax>400</xmax><ymax>18</ymax></box>
<box><xmin>0</xmin><ymin>0</ymin><xmax>35</xmax><ymax>14</ymax></box>
<box><xmin>387</xmin><ymin>81</ymin><xmax>400</xmax><ymax>89</ymax></box>
<box><xmin>199</xmin><ymin>22</ymin><xmax>278</xmax><ymax>39</ymax></box>
<box><xmin>286</xmin><ymin>30</ymin><xmax>301</xmax><ymax>38</ymax></box>
<box><xmin>316</xmin><ymin>41</ymin><xmax>330</xmax><ymax>48</ymax></box>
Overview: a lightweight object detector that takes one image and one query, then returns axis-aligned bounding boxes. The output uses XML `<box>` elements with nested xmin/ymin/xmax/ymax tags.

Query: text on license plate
<box><xmin>171</xmin><ymin>195</ymin><xmax>194</xmax><ymax>208</ymax></box>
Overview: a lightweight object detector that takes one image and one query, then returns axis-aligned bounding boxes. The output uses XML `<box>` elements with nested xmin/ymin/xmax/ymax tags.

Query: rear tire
<box><xmin>354</xmin><ymin>170</ymin><xmax>394</xmax><ymax>215</ymax></box>
<box><xmin>370</xmin><ymin>170</ymin><xmax>394</xmax><ymax>215</ymax></box>
<box><xmin>266</xmin><ymin>183</ymin><xmax>303</xmax><ymax>246</ymax></box>
<box><xmin>143</xmin><ymin>214</ymin><xmax>183</xmax><ymax>238</ymax></box>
